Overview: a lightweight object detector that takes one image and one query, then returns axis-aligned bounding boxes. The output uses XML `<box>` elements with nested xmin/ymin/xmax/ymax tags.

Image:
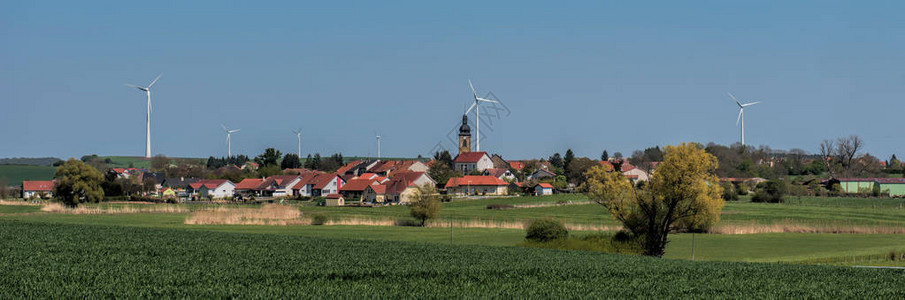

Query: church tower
<box><xmin>458</xmin><ymin>114</ymin><xmax>472</xmax><ymax>154</ymax></box>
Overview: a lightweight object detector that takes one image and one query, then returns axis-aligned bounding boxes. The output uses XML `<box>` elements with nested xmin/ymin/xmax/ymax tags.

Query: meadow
<box><xmin>1</xmin><ymin>220</ymin><xmax>902</xmax><ymax>298</ymax></box>
<box><xmin>0</xmin><ymin>164</ymin><xmax>55</xmax><ymax>184</ymax></box>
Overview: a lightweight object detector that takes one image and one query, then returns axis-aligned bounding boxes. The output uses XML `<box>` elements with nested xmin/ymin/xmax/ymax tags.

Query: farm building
<box><xmin>325</xmin><ymin>194</ymin><xmax>345</xmax><ymax>206</ymax></box>
<box><xmin>535</xmin><ymin>183</ymin><xmax>553</xmax><ymax>196</ymax></box>
<box><xmin>21</xmin><ymin>180</ymin><xmax>54</xmax><ymax>199</ymax></box>
<box><xmin>445</xmin><ymin>175</ymin><xmax>508</xmax><ymax>196</ymax></box>
<box><xmin>836</xmin><ymin>178</ymin><xmax>877</xmax><ymax>194</ymax></box>
<box><xmin>875</xmin><ymin>178</ymin><xmax>905</xmax><ymax>196</ymax></box>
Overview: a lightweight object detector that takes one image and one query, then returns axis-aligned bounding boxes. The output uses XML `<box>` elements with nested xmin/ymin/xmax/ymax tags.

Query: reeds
<box><xmin>712</xmin><ymin>220</ymin><xmax>905</xmax><ymax>235</ymax></box>
<box><xmin>40</xmin><ymin>202</ymin><xmax>189</xmax><ymax>214</ymax></box>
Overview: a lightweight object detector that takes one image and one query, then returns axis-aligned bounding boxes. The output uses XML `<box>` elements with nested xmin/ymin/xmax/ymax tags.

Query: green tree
<box><xmin>428</xmin><ymin>162</ymin><xmax>461</xmax><ymax>189</ymax></box>
<box><xmin>255</xmin><ymin>148</ymin><xmax>282</xmax><ymax>167</ymax></box>
<box><xmin>585</xmin><ymin>143</ymin><xmax>723</xmax><ymax>257</ymax></box>
<box><xmin>601</xmin><ymin>150</ymin><xmax>609</xmax><ymax>161</ymax></box>
<box><xmin>549</xmin><ymin>153</ymin><xmax>563</xmax><ymax>169</ymax></box>
<box><xmin>151</xmin><ymin>154</ymin><xmax>170</xmax><ymax>171</ymax></box>
<box><xmin>563</xmin><ymin>149</ymin><xmax>574</xmax><ymax>172</ymax></box>
<box><xmin>408</xmin><ymin>184</ymin><xmax>442</xmax><ymax>226</ymax></box>
<box><xmin>433</xmin><ymin>150</ymin><xmax>454</xmax><ymax>168</ymax></box>
<box><xmin>53</xmin><ymin>158</ymin><xmax>105</xmax><ymax>207</ymax></box>
<box><xmin>281</xmin><ymin>153</ymin><xmax>302</xmax><ymax>169</ymax></box>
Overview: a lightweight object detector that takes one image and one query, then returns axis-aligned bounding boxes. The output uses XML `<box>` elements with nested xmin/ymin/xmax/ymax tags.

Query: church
<box><xmin>453</xmin><ymin>114</ymin><xmax>493</xmax><ymax>173</ymax></box>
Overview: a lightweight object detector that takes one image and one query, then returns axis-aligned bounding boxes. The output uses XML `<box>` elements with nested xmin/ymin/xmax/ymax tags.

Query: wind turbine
<box><xmin>374</xmin><ymin>130</ymin><xmax>381</xmax><ymax>160</ymax></box>
<box><xmin>221</xmin><ymin>124</ymin><xmax>240</xmax><ymax>157</ymax></box>
<box><xmin>728</xmin><ymin>93</ymin><xmax>762</xmax><ymax>146</ymax></box>
<box><xmin>125</xmin><ymin>74</ymin><xmax>162</xmax><ymax>158</ymax></box>
<box><xmin>292</xmin><ymin>128</ymin><xmax>302</xmax><ymax>158</ymax></box>
<box><xmin>466</xmin><ymin>80</ymin><xmax>499</xmax><ymax>152</ymax></box>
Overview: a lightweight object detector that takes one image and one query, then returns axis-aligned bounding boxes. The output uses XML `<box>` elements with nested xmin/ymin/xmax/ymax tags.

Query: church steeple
<box><xmin>458</xmin><ymin>114</ymin><xmax>472</xmax><ymax>154</ymax></box>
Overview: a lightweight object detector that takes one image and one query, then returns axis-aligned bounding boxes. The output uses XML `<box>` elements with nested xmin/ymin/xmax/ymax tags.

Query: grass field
<box><xmin>1</xmin><ymin>220</ymin><xmax>902</xmax><ymax>298</ymax></box>
<box><xmin>0</xmin><ymin>164</ymin><xmax>55</xmax><ymax>184</ymax></box>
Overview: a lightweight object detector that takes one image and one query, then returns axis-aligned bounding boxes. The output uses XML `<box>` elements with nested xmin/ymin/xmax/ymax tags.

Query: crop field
<box><xmin>0</xmin><ymin>220</ymin><xmax>903</xmax><ymax>298</ymax></box>
<box><xmin>0</xmin><ymin>164</ymin><xmax>55</xmax><ymax>184</ymax></box>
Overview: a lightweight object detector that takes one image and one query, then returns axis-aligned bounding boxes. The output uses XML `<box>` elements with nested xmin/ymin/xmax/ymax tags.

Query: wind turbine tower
<box><xmin>466</xmin><ymin>80</ymin><xmax>499</xmax><ymax>152</ymax></box>
<box><xmin>222</xmin><ymin>125</ymin><xmax>240</xmax><ymax>157</ymax></box>
<box><xmin>728</xmin><ymin>93</ymin><xmax>762</xmax><ymax>146</ymax></box>
<box><xmin>292</xmin><ymin>129</ymin><xmax>302</xmax><ymax>158</ymax></box>
<box><xmin>125</xmin><ymin>74</ymin><xmax>162</xmax><ymax>158</ymax></box>
<box><xmin>375</xmin><ymin>130</ymin><xmax>381</xmax><ymax>160</ymax></box>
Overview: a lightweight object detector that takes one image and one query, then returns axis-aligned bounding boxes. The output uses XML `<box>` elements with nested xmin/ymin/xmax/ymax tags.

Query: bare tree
<box><xmin>835</xmin><ymin>135</ymin><xmax>863</xmax><ymax>176</ymax></box>
<box><xmin>819</xmin><ymin>139</ymin><xmax>836</xmax><ymax>177</ymax></box>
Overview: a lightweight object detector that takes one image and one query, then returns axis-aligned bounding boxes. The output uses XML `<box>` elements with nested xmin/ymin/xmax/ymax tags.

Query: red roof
<box><xmin>189</xmin><ymin>179</ymin><xmax>229</xmax><ymax>189</ymax></box>
<box><xmin>537</xmin><ymin>183</ymin><xmax>553</xmax><ymax>188</ymax></box>
<box><xmin>340</xmin><ymin>178</ymin><xmax>379</xmax><ymax>192</ymax></box>
<box><xmin>266</xmin><ymin>175</ymin><xmax>301</xmax><ymax>186</ymax></box>
<box><xmin>336</xmin><ymin>160</ymin><xmax>362</xmax><ymax>174</ymax></box>
<box><xmin>454</xmin><ymin>152</ymin><xmax>488</xmax><ymax>163</ymax></box>
<box><xmin>445</xmin><ymin>175</ymin><xmax>508</xmax><ymax>188</ymax></box>
<box><xmin>22</xmin><ymin>180</ymin><xmax>54</xmax><ymax>191</ymax></box>
<box><xmin>392</xmin><ymin>171</ymin><xmax>428</xmax><ymax>183</ymax></box>
<box><xmin>309</xmin><ymin>174</ymin><xmax>340</xmax><ymax>189</ymax></box>
<box><xmin>508</xmin><ymin>161</ymin><xmax>524</xmax><ymax>170</ymax></box>
<box><xmin>368</xmin><ymin>184</ymin><xmax>387</xmax><ymax>194</ymax></box>
<box><xmin>235</xmin><ymin>178</ymin><xmax>264</xmax><ymax>190</ymax></box>
<box><xmin>325</xmin><ymin>193</ymin><xmax>342</xmax><ymax>199</ymax></box>
<box><xmin>358</xmin><ymin>173</ymin><xmax>378</xmax><ymax>179</ymax></box>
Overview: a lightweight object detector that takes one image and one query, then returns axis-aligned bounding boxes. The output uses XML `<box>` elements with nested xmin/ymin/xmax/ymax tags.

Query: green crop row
<box><xmin>0</xmin><ymin>220</ymin><xmax>902</xmax><ymax>298</ymax></box>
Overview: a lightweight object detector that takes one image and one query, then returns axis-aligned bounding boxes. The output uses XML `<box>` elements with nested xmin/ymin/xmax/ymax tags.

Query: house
<box><xmin>383</xmin><ymin>178</ymin><xmax>420</xmax><ymax>203</ymax></box>
<box><xmin>339</xmin><ymin>177</ymin><xmax>383</xmax><ymax>201</ymax></box>
<box><xmin>527</xmin><ymin>168</ymin><xmax>556</xmax><ymax>180</ymax></box>
<box><xmin>21</xmin><ymin>180</ymin><xmax>54</xmax><ymax>199</ymax></box>
<box><xmin>158</xmin><ymin>187</ymin><xmax>176</xmax><ymax>199</ymax></box>
<box><xmin>390</xmin><ymin>171</ymin><xmax>435</xmax><ymax>187</ymax></box>
<box><xmin>490</xmin><ymin>154</ymin><xmax>509</xmax><ymax>169</ymax></box>
<box><xmin>188</xmin><ymin>179</ymin><xmax>235</xmax><ymax>199</ymax></box>
<box><xmin>508</xmin><ymin>161</ymin><xmax>524</xmax><ymax>171</ymax></box>
<box><xmin>366</xmin><ymin>160</ymin><xmax>429</xmax><ymax>177</ymax></box>
<box><xmin>363</xmin><ymin>184</ymin><xmax>387</xmax><ymax>203</ymax></box>
<box><xmin>453</xmin><ymin>152</ymin><xmax>493</xmax><ymax>173</ymax></box>
<box><xmin>483</xmin><ymin>168</ymin><xmax>515</xmax><ymax>182</ymax></box>
<box><xmin>163</xmin><ymin>177</ymin><xmax>200</xmax><ymax>198</ymax></box>
<box><xmin>307</xmin><ymin>173</ymin><xmax>345</xmax><ymax>197</ymax></box>
<box><xmin>360</xmin><ymin>175</ymin><xmax>423</xmax><ymax>204</ymax></box>
<box><xmin>234</xmin><ymin>178</ymin><xmax>265</xmax><ymax>198</ymax></box>
<box><xmin>241</xmin><ymin>162</ymin><xmax>259</xmax><ymax>170</ymax></box>
<box><xmin>622</xmin><ymin>167</ymin><xmax>650</xmax><ymax>182</ymax></box>
<box><xmin>445</xmin><ymin>175</ymin><xmax>508</xmax><ymax>196</ymax></box>
<box><xmin>257</xmin><ymin>175</ymin><xmax>302</xmax><ymax>197</ymax></box>
<box><xmin>324</xmin><ymin>194</ymin><xmax>345</xmax><ymax>206</ymax></box>
<box><xmin>535</xmin><ymin>183</ymin><xmax>554</xmax><ymax>196</ymax></box>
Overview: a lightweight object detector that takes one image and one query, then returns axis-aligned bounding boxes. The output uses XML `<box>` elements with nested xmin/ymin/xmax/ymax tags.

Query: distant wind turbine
<box><xmin>221</xmin><ymin>124</ymin><xmax>240</xmax><ymax>157</ymax></box>
<box><xmin>728</xmin><ymin>92</ymin><xmax>762</xmax><ymax>146</ymax></box>
<box><xmin>125</xmin><ymin>74</ymin><xmax>162</xmax><ymax>158</ymax></box>
<box><xmin>374</xmin><ymin>130</ymin><xmax>381</xmax><ymax>160</ymax></box>
<box><xmin>292</xmin><ymin>128</ymin><xmax>302</xmax><ymax>158</ymax></box>
<box><xmin>466</xmin><ymin>80</ymin><xmax>499</xmax><ymax>152</ymax></box>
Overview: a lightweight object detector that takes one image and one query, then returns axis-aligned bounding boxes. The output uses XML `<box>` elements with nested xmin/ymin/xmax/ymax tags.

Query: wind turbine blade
<box><xmin>221</xmin><ymin>124</ymin><xmax>228</xmax><ymax>131</ymax></box>
<box><xmin>149</xmin><ymin>98</ymin><xmax>152</xmax><ymax>114</ymax></box>
<box><xmin>125</xmin><ymin>83</ymin><xmax>142</xmax><ymax>89</ymax></box>
<box><xmin>728</xmin><ymin>92</ymin><xmax>742</xmax><ymax>107</ymax></box>
<box><xmin>148</xmin><ymin>74</ymin><xmax>162</xmax><ymax>88</ymax></box>
<box><xmin>469</xmin><ymin>80</ymin><xmax>478</xmax><ymax>99</ymax></box>
<box><xmin>736</xmin><ymin>109</ymin><xmax>743</xmax><ymax>126</ymax></box>
<box><xmin>742</xmin><ymin>101</ymin><xmax>762</xmax><ymax>107</ymax></box>
<box><xmin>232</xmin><ymin>129</ymin><xmax>241</xmax><ymax>133</ymax></box>
<box><xmin>466</xmin><ymin>102</ymin><xmax>477</xmax><ymax>114</ymax></box>
<box><xmin>477</xmin><ymin>98</ymin><xmax>499</xmax><ymax>103</ymax></box>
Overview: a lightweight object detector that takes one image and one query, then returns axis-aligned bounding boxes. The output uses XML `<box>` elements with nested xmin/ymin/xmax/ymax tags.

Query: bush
<box><xmin>720</xmin><ymin>182</ymin><xmax>739</xmax><ymax>201</ymax></box>
<box><xmin>519</xmin><ymin>232</ymin><xmax>642</xmax><ymax>255</ymax></box>
<box><xmin>736</xmin><ymin>182</ymin><xmax>749</xmax><ymax>195</ymax></box>
<box><xmin>525</xmin><ymin>218</ymin><xmax>568</xmax><ymax>242</ymax></box>
<box><xmin>486</xmin><ymin>204</ymin><xmax>514</xmax><ymax>210</ymax></box>
<box><xmin>310</xmin><ymin>213</ymin><xmax>328</xmax><ymax>225</ymax></box>
<box><xmin>751</xmin><ymin>180</ymin><xmax>786</xmax><ymax>203</ymax></box>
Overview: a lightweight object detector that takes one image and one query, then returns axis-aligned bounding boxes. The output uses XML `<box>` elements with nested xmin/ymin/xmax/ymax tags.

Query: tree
<box><xmin>408</xmin><ymin>184</ymin><xmax>442</xmax><ymax>226</ymax></box>
<box><xmin>433</xmin><ymin>150</ymin><xmax>454</xmax><ymax>168</ymax></box>
<box><xmin>613</xmin><ymin>152</ymin><xmax>623</xmax><ymax>160</ymax></box>
<box><xmin>53</xmin><ymin>158</ymin><xmax>104</xmax><ymax>207</ymax></box>
<box><xmin>566</xmin><ymin>157</ymin><xmax>597</xmax><ymax>186</ymax></box>
<box><xmin>151</xmin><ymin>154</ymin><xmax>170</xmax><ymax>171</ymax></box>
<box><xmin>585</xmin><ymin>143</ymin><xmax>723</xmax><ymax>257</ymax></box>
<box><xmin>281</xmin><ymin>153</ymin><xmax>302</xmax><ymax>169</ymax></box>
<box><xmin>548</xmin><ymin>153</ymin><xmax>563</xmax><ymax>169</ymax></box>
<box><xmin>601</xmin><ymin>150</ymin><xmax>609</xmax><ymax>161</ymax></box>
<box><xmin>254</xmin><ymin>148</ymin><xmax>282</xmax><ymax>167</ymax></box>
<box><xmin>563</xmin><ymin>149</ymin><xmax>575</xmax><ymax>177</ymax></box>
<box><xmin>428</xmin><ymin>162</ymin><xmax>460</xmax><ymax>189</ymax></box>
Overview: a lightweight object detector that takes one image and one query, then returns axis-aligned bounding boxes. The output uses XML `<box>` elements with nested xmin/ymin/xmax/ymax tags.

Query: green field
<box><xmin>1</xmin><ymin>220</ymin><xmax>902</xmax><ymax>298</ymax></box>
<box><xmin>0</xmin><ymin>164</ymin><xmax>56</xmax><ymax>184</ymax></box>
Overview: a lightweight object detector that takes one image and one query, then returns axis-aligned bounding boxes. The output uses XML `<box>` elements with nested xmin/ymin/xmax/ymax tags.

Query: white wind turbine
<box><xmin>374</xmin><ymin>130</ymin><xmax>381</xmax><ymax>160</ymax></box>
<box><xmin>466</xmin><ymin>80</ymin><xmax>499</xmax><ymax>152</ymax></box>
<box><xmin>221</xmin><ymin>124</ymin><xmax>240</xmax><ymax>157</ymax></box>
<box><xmin>292</xmin><ymin>128</ymin><xmax>303</xmax><ymax>158</ymax></box>
<box><xmin>728</xmin><ymin>92</ymin><xmax>762</xmax><ymax>146</ymax></box>
<box><xmin>125</xmin><ymin>74</ymin><xmax>162</xmax><ymax>158</ymax></box>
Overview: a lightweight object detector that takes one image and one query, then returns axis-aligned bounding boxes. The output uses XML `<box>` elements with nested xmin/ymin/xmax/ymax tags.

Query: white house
<box><xmin>622</xmin><ymin>167</ymin><xmax>650</xmax><ymax>182</ymax></box>
<box><xmin>453</xmin><ymin>151</ymin><xmax>494</xmax><ymax>173</ymax></box>
<box><xmin>258</xmin><ymin>175</ymin><xmax>302</xmax><ymax>197</ymax></box>
<box><xmin>482</xmin><ymin>168</ymin><xmax>516</xmax><ymax>182</ymax></box>
<box><xmin>189</xmin><ymin>179</ymin><xmax>235</xmax><ymax>199</ymax></box>
<box><xmin>307</xmin><ymin>174</ymin><xmax>345</xmax><ymax>197</ymax></box>
<box><xmin>535</xmin><ymin>183</ymin><xmax>553</xmax><ymax>196</ymax></box>
<box><xmin>22</xmin><ymin>180</ymin><xmax>54</xmax><ymax>199</ymax></box>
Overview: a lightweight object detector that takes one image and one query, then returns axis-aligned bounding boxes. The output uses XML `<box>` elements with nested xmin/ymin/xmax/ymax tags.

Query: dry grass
<box><xmin>41</xmin><ymin>203</ymin><xmax>189</xmax><ymax>214</ymax></box>
<box><xmin>510</xmin><ymin>201</ymin><xmax>595</xmax><ymax>209</ymax></box>
<box><xmin>0</xmin><ymin>200</ymin><xmax>41</xmax><ymax>206</ymax></box>
<box><xmin>712</xmin><ymin>220</ymin><xmax>905</xmax><ymax>235</ymax></box>
<box><xmin>185</xmin><ymin>205</ymin><xmax>302</xmax><ymax>225</ymax></box>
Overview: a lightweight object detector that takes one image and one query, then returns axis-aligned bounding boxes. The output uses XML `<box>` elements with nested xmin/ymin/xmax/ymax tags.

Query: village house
<box><xmin>234</xmin><ymin>178</ymin><xmax>264</xmax><ymax>198</ymax></box>
<box><xmin>445</xmin><ymin>175</ymin><xmax>508</xmax><ymax>196</ymax></box>
<box><xmin>187</xmin><ymin>179</ymin><xmax>235</xmax><ymax>199</ymax></box>
<box><xmin>306</xmin><ymin>173</ymin><xmax>345</xmax><ymax>197</ymax></box>
<box><xmin>527</xmin><ymin>168</ymin><xmax>556</xmax><ymax>180</ymax></box>
<box><xmin>257</xmin><ymin>175</ymin><xmax>302</xmax><ymax>198</ymax></box>
<box><xmin>339</xmin><ymin>177</ymin><xmax>383</xmax><ymax>201</ymax></box>
<box><xmin>453</xmin><ymin>152</ymin><xmax>493</xmax><ymax>173</ymax></box>
<box><xmin>21</xmin><ymin>180</ymin><xmax>54</xmax><ymax>199</ymax></box>
<box><xmin>535</xmin><ymin>183</ymin><xmax>554</xmax><ymax>196</ymax></box>
<box><xmin>483</xmin><ymin>168</ymin><xmax>516</xmax><ymax>182</ymax></box>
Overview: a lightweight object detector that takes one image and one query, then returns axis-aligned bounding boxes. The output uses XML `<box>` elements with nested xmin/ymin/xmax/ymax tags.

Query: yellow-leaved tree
<box><xmin>585</xmin><ymin>142</ymin><xmax>723</xmax><ymax>257</ymax></box>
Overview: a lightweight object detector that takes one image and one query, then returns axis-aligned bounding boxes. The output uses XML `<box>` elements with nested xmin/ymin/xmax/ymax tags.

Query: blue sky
<box><xmin>2</xmin><ymin>1</ymin><xmax>903</xmax><ymax>160</ymax></box>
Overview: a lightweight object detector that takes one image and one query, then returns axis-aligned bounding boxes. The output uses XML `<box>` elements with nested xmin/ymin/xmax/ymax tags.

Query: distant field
<box><xmin>0</xmin><ymin>165</ymin><xmax>55</xmax><ymax>185</ymax></box>
<box><xmin>1</xmin><ymin>220</ymin><xmax>902</xmax><ymax>298</ymax></box>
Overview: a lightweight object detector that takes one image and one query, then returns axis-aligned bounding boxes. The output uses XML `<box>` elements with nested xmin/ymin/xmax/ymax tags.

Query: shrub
<box><xmin>720</xmin><ymin>182</ymin><xmax>739</xmax><ymax>201</ymax></box>
<box><xmin>310</xmin><ymin>213</ymin><xmax>328</xmax><ymax>225</ymax></box>
<box><xmin>525</xmin><ymin>218</ymin><xmax>568</xmax><ymax>242</ymax></box>
<box><xmin>751</xmin><ymin>180</ymin><xmax>786</xmax><ymax>203</ymax></box>
<box><xmin>736</xmin><ymin>182</ymin><xmax>749</xmax><ymax>195</ymax></box>
<box><xmin>486</xmin><ymin>204</ymin><xmax>514</xmax><ymax>210</ymax></box>
<box><xmin>519</xmin><ymin>232</ymin><xmax>642</xmax><ymax>255</ymax></box>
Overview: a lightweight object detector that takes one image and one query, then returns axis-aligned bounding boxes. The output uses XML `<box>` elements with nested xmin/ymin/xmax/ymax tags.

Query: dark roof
<box><xmin>164</xmin><ymin>178</ymin><xmax>200</xmax><ymax>188</ymax></box>
<box><xmin>142</xmin><ymin>172</ymin><xmax>167</xmax><ymax>183</ymax></box>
